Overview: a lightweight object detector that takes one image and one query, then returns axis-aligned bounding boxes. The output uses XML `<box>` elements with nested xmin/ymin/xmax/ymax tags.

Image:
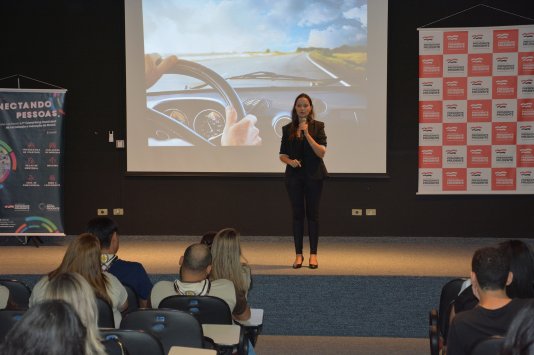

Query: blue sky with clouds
<box><xmin>143</xmin><ymin>0</ymin><xmax>367</xmax><ymax>54</ymax></box>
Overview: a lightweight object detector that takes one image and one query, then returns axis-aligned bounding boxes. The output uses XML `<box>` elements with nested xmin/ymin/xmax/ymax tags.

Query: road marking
<box><xmin>306</xmin><ymin>54</ymin><xmax>351</xmax><ymax>87</ymax></box>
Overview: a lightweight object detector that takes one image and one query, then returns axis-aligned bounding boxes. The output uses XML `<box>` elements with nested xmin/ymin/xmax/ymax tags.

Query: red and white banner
<box><xmin>418</xmin><ymin>25</ymin><xmax>534</xmax><ymax>194</ymax></box>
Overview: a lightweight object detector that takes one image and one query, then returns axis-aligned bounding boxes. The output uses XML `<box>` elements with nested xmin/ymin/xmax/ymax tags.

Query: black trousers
<box><xmin>285</xmin><ymin>176</ymin><xmax>324</xmax><ymax>254</ymax></box>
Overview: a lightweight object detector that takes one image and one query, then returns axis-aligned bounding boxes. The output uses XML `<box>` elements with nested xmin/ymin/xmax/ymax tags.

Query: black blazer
<box><xmin>279</xmin><ymin>120</ymin><xmax>328</xmax><ymax>179</ymax></box>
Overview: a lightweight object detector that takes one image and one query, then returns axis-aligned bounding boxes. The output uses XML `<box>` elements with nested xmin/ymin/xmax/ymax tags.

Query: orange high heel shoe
<box><xmin>309</xmin><ymin>254</ymin><xmax>318</xmax><ymax>269</ymax></box>
<box><xmin>292</xmin><ymin>254</ymin><xmax>304</xmax><ymax>269</ymax></box>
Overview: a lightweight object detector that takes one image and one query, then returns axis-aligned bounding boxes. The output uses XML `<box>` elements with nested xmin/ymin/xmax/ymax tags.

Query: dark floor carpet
<box><xmin>3</xmin><ymin>273</ymin><xmax>450</xmax><ymax>338</ymax></box>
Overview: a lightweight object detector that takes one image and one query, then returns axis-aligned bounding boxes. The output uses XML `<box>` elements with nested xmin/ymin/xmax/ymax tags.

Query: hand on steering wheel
<box><xmin>145</xmin><ymin>54</ymin><xmax>178</xmax><ymax>89</ymax></box>
<box><xmin>145</xmin><ymin>54</ymin><xmax>262</xmax><ymax>146</ymax></box>
<box><xmin>222</xmin><ymin>106</ymin><xmax>262</xmax><ymax>146</ymax></box>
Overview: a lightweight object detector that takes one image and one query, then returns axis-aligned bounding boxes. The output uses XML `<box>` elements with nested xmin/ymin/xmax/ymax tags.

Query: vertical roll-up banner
<box><xmin>418</xmin><ymin>25</ymin><xmax>534</xmax><ymax>194</ymax></box>
<box><xmin>0</xmin><ymin>89</ymin><xmax>66</xmax><ymax>235</ymax></box>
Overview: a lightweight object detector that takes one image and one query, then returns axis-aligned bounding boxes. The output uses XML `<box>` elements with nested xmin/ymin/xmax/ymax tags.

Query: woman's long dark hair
<box><xmin>499</xmin><ymin>240</ymin><xmax>534</xmax><ymax>298</ymax></box>
<box><xmin>289</xmin><ymin>93</ymin><xmax>314</xmax><ymax>140</ymax></box>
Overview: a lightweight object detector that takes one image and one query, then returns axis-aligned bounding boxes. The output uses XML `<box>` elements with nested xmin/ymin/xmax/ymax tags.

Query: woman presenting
<box><xmin>279</xmin><ymin>93</ymin><xmax>327</xmax><ymax>269</ymax></box>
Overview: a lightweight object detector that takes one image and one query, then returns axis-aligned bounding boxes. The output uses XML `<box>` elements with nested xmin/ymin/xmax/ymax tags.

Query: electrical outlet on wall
<box><xmin>352</xmin><ymin>209</ymin><xmax>363</xmax><ymax>216</ymax></box>
<box><xmin>366</xmin><ymin>209</ymin><xmax>376</xmax><ymax>216</ymax></box>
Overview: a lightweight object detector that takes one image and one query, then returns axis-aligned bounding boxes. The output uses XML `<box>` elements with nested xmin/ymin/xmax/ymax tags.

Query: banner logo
<box><xmin>14</xmin><ymin>216</ymin><xmax>60</xmax><ymax>234</ymax></box>
<box><xmin>0</xmin><ymin>140</ymin><xmax>17</xmax><ymax>186</ymax></box>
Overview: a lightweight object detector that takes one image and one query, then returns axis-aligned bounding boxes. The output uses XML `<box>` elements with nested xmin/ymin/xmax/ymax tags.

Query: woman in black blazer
<box><xmin>279</xmin><ymin>93</ymin><xmax>327</xmax><ymax>269</ymax></box>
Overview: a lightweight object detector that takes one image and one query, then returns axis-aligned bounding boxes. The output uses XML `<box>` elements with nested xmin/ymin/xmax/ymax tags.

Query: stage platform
<box><xmin>0</xmin><ymin>235</ymin><xmax>524</xmax><ymax>354</ymax></box>
<box><xmin>0</xmin><ymin>235</ymin><xmax>502</xmax><ymax>276</ymax></box>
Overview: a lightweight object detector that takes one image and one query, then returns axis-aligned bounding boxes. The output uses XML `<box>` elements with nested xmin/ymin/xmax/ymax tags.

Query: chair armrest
<box><xmin>169</xmin><ymin>346</ymin><xmax>217</xmax><ymax>355</ymax></box>
<box><xmin>236</xmin><ymin>308</ymin><xmax>263</xmax><ymax>327</ymax></box>
<box><xmin>234</xmin><ymin>308</ymin><xmax>263</xmax><ymax>346</ymax></box>
<box><xmin>202</xmin><ymin>324</ymin><xmax>241</xmax><ymax>346</ymax></box>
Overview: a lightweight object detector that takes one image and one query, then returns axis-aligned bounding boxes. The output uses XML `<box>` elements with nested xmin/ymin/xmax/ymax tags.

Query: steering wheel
<box><xmin>169</xmin><ymin>59</ymin><xmax>246</xmax><ymax>119</ymax></box>
<box><xmin>145</xmin><ymin>59</ymin><xmax>245</xmax><ymax>146</ymax></box>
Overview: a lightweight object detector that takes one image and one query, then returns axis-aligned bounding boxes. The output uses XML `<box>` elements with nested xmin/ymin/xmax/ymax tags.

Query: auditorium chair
<box><xmin>235</xmin><ymin>308</ymin><xmax>264</xmax><ymax>347</ymax></box>
<box><xmin>120</xmin><ymin>308</ymin><xmax>206</xmax><ymax>354</ymax></box>
<box><xmin>101</xmin><ymin>336</ymin><xmax>126</xmax><ymax>355</ymax></box>
<box><xmin>437</xmin><ymin>278</ymin><xmax>468</xmax><ymax>340</ymax></box>
<box><xmin>0</xmin><ymin>309</ymin><xmax>25</xmax><ymax>343</ymax></box>
<box><xmin>429</xmin><ymin>308</ymin><xmax>438</xmax><ymax>327</ymax></box>
<box><xmin>428</xmin><ymin>277</ymin><xmax>467</xmax><ymax>355</ymax></box>
<box><xmin>0</xmin><ymin>279</ymin><xmax>32</xmax><ymax>310</ymax></box>
<box><xmin>123</xmin><ymin>284</ymin><xmax>140</xmax><ymax>313</ymax></box>
<box><xmin>159</xmin><ymin>295</ymin><xmax>249</xmax><ymax>354</ymax></box>
<box><xmin>429</xmin><ymin>324</ymin><xmax>439</xmax><ymax>355</ymax></box>
<box><xmin>159</xmin><ymin>295</ymin><xmax>232</xmax><ymax>325</ymax></box>
<box><xmin>471</xmin><ymin>336</ymin><xmax>504</xmax><ymax>355</ymax></box>
<box><xmin>100</xmin><ymin>328</ymin><xmax>165</xmax><ymax>355</ymax></box>
<box><xmin>96</xmin><ymin>297</ymin><xmax>115</xmax><ymax>328</ymax></box>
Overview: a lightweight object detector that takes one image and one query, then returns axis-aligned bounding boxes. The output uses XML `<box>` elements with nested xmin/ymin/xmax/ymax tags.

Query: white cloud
<box><xmin>343</xmin><ymin>5</ymin><xmax>367</xmax><ymax>28</ymax></box>
<box><xmin>297</xmin><ymin>2</ymin><xmax>339</xmax><ymax>27</ymax></box>
<box><xmin>142</xmin><ymin>0</ymin><xmax>367</xmax><ymax>53</ymax></box>
<box><xmin>308</xmin><ymin>25</ymin><xmax>366</xmax><ymax>48</ymax></box>
<box><xmin>144</xmin><ymin>0</ymin><xmax>293</xmax><ymax>53</ymax></box>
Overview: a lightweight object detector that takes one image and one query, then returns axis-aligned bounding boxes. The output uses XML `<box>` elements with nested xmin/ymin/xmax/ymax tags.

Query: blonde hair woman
<box><xmin>0</xmin><ymin>300</ymin><xmax>87</xmax><ymax>355</ymax></box>
<box><xmin>43</xmin><ymin>272</ymin><xmax>106</xmax><ymax>355</ymax></box>
<box><xmin>210</xmin><ymin>227</ymin><xmax>251</xmax><ymax>320</ymax></box>
<box><xmin>30</xmin><ymin>233</ymin><xmax>128</xmax><ymax>327</ymax></box>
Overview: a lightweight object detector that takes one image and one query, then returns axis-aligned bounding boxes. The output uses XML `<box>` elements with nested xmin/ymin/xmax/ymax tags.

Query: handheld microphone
<box><xmin>299</xmin><ymin>117</ymin><xmax>307</xmax><ymax>134</ymax></box>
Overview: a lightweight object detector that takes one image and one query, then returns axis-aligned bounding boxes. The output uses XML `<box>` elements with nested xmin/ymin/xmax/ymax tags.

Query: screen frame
<box><xmin>124</xmin><ymin>0</ymin><xmax>389</xmax><ymax>177</ymax></box>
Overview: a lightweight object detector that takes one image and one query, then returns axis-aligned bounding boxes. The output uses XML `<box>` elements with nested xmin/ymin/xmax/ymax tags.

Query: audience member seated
<box><xmin>30</xmin><ymin>233</ymin><xmax>128</xmax><ymax>327</ymax></box>
<box><xmin>200</xmin><ymin>231</ymin><xmax>217</xmax><ymax>248</ymax></box>
<box><xmin>454</xmin><ymin>240</ymin><xmax>534</xmax><ymax>316</ymax></box>
<box><xmin>151</xmin><ymin>243</ymin><xmax>236</xmax><ymax>311</ymax></box>
<box><xmin>446</xmin><ymin>246</ymin><xmax>530</xmax><ymax>355</ymax></box>
<box><xmin>502</xmin><ymin>300</ymin><xmax>534</xmax><ymax>355</ymax></box>
<box><xmin>210</xmin><ymin>227</ymin><xmax>252</xmax><ymax>321</ymax></box>
<box><xmin>0</xmin><ymin>285</ymin><xmax>8</xmax><ymax>310</ymax></box>
<box><xmin>41</xmin><ymin>272</ymin><xmax>106</xmax><ymax>355</ymax></box>
<box><xmin>87</xmin><ymin>216</ymin><xmax>153</xmax><ymax>308</ymax></box>
<box><xmin>0</xmin><ymin>300</ymin><xmax>87</xmax><ymax>355</ymax></box>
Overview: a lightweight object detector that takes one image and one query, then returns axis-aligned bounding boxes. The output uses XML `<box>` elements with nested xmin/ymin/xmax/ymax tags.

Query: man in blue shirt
<box><xmin>87</xmin><ymin>217</ymin><xmax>153</xmax><ymax>308</ymax></box>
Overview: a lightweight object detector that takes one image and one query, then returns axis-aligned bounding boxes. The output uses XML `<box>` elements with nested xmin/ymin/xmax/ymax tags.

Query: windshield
<box><xmin>144</xmin><ymin>0</ymin><xmax>368</xmax><ymax>93</ymax></box>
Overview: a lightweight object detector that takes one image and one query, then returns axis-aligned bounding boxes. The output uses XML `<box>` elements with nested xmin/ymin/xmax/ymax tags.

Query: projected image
<box><xmin>142</xmin><ymin>0</ymin><xmax>368</xmax><ymax>149</ymax></box>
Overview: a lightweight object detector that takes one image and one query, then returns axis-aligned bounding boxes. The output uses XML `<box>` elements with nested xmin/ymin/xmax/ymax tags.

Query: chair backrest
<box><xmin>471</xmin><ymin>337</ymin><xmax>504</xmax><ymax>355</ymax></box>
<box><xmin>97</xmin><ymin>297</ymin><xmax>115</xmax><ymax>328</ymax></box>
<box><xmin>159</xmin><ymin>295</ymin><xmax>233</xmax><ymax>325</ymax></box>
<box><xmin>0</xmin><ymin>279</ymin><xmax>32</xmax><ymax>310</ymax></box>
<box><xmin>100</xmin><ymin>329</ymin><xmax>164</xmax><ymax>355</ymax></box>
<box><xmin>101</xmin><ymin>337</ymin><xmax>126</xmax><ymax>355</ymax></box>
<box><xmin>120</xmin><ymin>309</ymin><xmax>204</xmax><ymax>354</ymax></box>
<box><xmin>0</xmin><ymin>310</ymin><xmax>25</xmax><ymax>344</ymax></box>
<box><xmin>123</xmin><ymin>284</ymin><xmax>139</xmax><ymax>313</ymax></box>
<box><xmin>438</xmin><ymin>278</ymin><xmax>467</xmax><ymax>339</ymax></box>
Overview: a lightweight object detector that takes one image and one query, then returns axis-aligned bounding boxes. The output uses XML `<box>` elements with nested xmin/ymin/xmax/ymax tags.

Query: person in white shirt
<box><xmin>151</xmin><ymin>243</ymin><xmax>236</xmax><ymax>310</ymax></box>
<box><xmin>29</xmin><ymin>233</ymin><xmax>127</xmax><ymax>327</ymax></box>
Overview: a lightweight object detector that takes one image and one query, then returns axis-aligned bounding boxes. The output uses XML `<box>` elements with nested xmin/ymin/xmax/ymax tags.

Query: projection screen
<box><xmin>125</xmin><ymin>0</ymin><xmax>388</xmax><ymax>174</ymax></box>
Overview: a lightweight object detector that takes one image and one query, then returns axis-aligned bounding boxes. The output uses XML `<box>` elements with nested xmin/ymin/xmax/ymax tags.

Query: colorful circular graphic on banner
<box><xmin>15</xmin><ymin>216</ymin><xmax>60</xmax><ymax>234</ymax></box>
<box><xmin>0</xmin><ymin>140</ymin><xmax>17</xmax><ymax>187</ymax></box>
